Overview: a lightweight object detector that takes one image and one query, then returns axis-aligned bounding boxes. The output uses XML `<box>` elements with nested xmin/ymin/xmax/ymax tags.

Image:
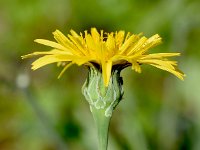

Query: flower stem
<box><xmin>91</xmin><ymin>107</ymin><xmax>111</xmax><ymax>150</ymax></box>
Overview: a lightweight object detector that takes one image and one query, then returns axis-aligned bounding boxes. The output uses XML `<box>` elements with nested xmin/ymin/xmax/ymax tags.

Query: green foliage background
<box><xmin>0</xmin><ymin>0</ymin><xmax>200</xmax><ymax>149</ymax></box>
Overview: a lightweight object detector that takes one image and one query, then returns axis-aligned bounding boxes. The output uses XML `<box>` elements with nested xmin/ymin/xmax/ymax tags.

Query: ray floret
<box><xmin>22</xmin><ymin>28</ymin><xmax>185</xmax><ymax>86</ymax></box>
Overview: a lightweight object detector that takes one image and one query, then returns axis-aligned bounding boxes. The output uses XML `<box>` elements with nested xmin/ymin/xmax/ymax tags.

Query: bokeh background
<box><xmin>1</xmin><ymin>0</ymin><xmax>200</xmax><ymax>149</ymax></box>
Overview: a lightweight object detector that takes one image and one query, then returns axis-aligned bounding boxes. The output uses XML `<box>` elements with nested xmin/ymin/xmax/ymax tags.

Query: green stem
<box><xmin>91</xmin><ymin>107</ymin><xmax>111</xmax><ymax>150</ymax></box>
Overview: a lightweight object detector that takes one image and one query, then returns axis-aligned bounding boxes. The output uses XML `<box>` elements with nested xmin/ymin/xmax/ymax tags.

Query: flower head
<box><xmin>22</xmin><ymin>28</ymin><xmax>185</xmax><ymax>86</ymax></box>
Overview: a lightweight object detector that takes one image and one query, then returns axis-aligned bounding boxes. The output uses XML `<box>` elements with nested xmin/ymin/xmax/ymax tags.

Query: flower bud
<box><xmin>82</xmin><ymin>67</ymin><xmax>124</xmax><ymax>117</ymax></box>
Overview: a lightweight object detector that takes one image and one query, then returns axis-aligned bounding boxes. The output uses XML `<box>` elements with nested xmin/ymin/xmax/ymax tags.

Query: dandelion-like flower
<box><xmin>22</xmin><ymin>28</ymin><xmax>185</xmax><ymax>150</ymax></box>
<box><xmin>22</xmin><ymin>28</ymin><xmax>184</xmax><ymax>86</ymax></box>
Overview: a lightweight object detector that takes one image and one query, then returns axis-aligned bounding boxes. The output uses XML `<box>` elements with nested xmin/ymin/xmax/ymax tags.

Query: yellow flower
<box><xmin>22</xmin><ymin>28</ymin><xmax>185</xmax><ymax>86</ymax></box>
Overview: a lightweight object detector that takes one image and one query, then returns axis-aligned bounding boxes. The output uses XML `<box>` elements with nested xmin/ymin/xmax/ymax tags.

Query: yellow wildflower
<box><xmin>22</xmin><ymin>28</ymin><xmax>185</xmax><ymax>86</ymax></box>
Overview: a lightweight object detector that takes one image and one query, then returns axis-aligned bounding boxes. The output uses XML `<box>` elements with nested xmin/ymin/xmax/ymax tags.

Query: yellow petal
<box><xmin>137</xmin><ymin>57</ymin><xmax>185</xmax><ymax>80</ymax></box>
<box><xmin>70</xmin><ymin>29</ymin><xmax>80</xmax><ymax>37</ymax></box>
<box><xmin>68</xmin><ymin>34</ymin><xmax>87</xmax><ymax>56</ymax></box>
<box><xmin>34</xmin><ymin>39</ymin><xmax>68</xmax><ymax>51</ymax></box>
<box><xmin>115</xmin><ymin>31</ymin><xmax>125</xmax><ymax>47</ymax></box>
<box><xmin>91</xmin><ymin>28</ymin><xmax>100</xmax><ymax>43</ymax></box>
<box><xmin>21</xmin><ymin>49</ymin><xmax>72</xmax><ymax>59</ymax></box>
<box><xmin>141</xmin><ymin>53</ymin><xmax>180</xmax><ymax>59</ymax></box>
<box><xmin>102</xmin><ymin>61</ymin><xmax>112</xmax><ymax>86</ymax></box>
<box><xmin>85</xmin><ymin>34</ymin><xmax>96</xmax><ymax>50</ymax></box>
<box><xmin>119</xmin><ymin>34</ymin><xmax>141</xmax><ymax>54</ymax></box>
<box><xmin>150</xmin><ymin>64</ymin><xmax>185</xmax><ymax>80</ymax></box>
<box><xmin>137</xmin><ymin>34</ymin><xmax>162</xmax><ymax>54</ymax></box>
<box><xmin>85</xmin><ymin>33</ymin><xmax>101</xmax><ymax>60</ymax></box>
<box><xmin>138</xmin><ymin>59</ymin><xmax>176</xmax><ymax>70</ymax></box>
<box><xmin>53</xmin><ymin>30</ymin><xmax>70</xmax><ymax>47</ymax></box>
<box><xmin>102</xmin><ymin>60</ymin><xmax>112</xmax><ymax>86</ymax></box>
<box><xmin>53</xmin><ymin>30</ymin><xmax>81</xmax><ymax>55</ymax></box>
<box><xmin>106</xmin><ymin>33</ymin><xmax>116</xmax><ymax>53</ymax></box>
<box><xmin>58</xmin><ymin>62</ymin><xmax>73</xmax><ymax>79</ymax></box>
<box><xmin>131</xmin><ymin>62</ymin><xmax>141</xmax><ymax>73</ymax></box>
<box><xmin>31</xmin><ymin>55</ymin><xmax>72</xmax><ymax>70</ymax></box>
<box><xmin>126</xmin><ymin>36</ymin><xmax>148</xmax><ymax>55</ymax></box>
<box><xmin>111</xmin><ymin>55</ymin><xmax>131</xmax><ymax>63</ymax></box>
<box><xmin>74</xmin><ymin>57</ymin><xmax>92</xmax><ymax>66</ymax></box>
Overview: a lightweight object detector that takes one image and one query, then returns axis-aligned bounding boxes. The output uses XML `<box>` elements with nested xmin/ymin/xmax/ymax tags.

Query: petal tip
<box><xmin>34</xmin><ymin>39</ymin><xmax>40</xmax><ymax>43</ymax></box>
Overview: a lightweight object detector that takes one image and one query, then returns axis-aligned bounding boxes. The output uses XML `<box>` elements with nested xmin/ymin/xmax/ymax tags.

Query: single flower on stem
<box><xmin>22</xmin><ymin>28</ymin><xmax>185</xmax><ymax>150</ymax></box>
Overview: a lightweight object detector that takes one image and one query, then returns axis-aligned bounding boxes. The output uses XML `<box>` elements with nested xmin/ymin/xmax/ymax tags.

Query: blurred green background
<box><xmin>0</xmin><ymin>0</ymin><xmax>200</xmax><ymax>149</ymax></box>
